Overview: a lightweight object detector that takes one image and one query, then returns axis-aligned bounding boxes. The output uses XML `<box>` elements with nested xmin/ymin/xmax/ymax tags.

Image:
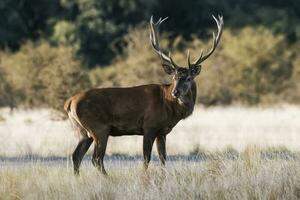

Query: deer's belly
<box><xmin>109</xmin><ymin>126</ymin><xmax>143</xmax><ymax>136</ymax></box>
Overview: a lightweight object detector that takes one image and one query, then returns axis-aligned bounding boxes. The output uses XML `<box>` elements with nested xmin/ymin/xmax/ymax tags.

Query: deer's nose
<box><xmin>172</xmin><ymin>89</ymin><xmax>180</xmax><ymax>98</ymax></box>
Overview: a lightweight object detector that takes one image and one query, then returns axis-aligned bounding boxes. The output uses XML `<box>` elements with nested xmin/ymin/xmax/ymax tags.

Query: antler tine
<box><xmin>192</xmin><ymin>15</ymin><xmax>224</xmax><ymax>66</ymax></box>
<box><xmin>168</xmin><ymin>52</ymin><xmax>178</xmax><ymax>67</ymax></box>
<box><xmin>158</xmin><ymin>16</ymin><xmax>168</xmax><ymax>24</ymax></box>
<box><xmin>188</xmin><ymin>50</ymin><xmax>204</xmax><ymax>68</ymax></box>
<box><xmin>187</xmin><ymin>50</ymin><xmax>191</xmax><ymax>67</ymax></box>
<box><xmin>149</xmin><ymin>16</ymin><xmax>178</xmax><ymax>68</ymax></box>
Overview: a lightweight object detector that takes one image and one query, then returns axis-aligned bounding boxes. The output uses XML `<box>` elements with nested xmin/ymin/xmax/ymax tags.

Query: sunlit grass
<box><xmin>1</xmin><ymin>151</ymin><xmax>300</xmax><ymax>200</ymax></box>
<box><xmin>0</xmin><ymin>105</ymin><xmax>300</xmax><ymax>156</ymax></box>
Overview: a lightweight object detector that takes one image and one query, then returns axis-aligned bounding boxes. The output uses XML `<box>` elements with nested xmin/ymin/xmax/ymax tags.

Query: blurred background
<box><xmin>0</xmin><ymin>0</ymin><xmax>300</xmax><ymax>156</ymax></box>
<box><xmin>0</xmin><ymin>0</ymin><xmax>299</xmax><ymax>111</ymax></box>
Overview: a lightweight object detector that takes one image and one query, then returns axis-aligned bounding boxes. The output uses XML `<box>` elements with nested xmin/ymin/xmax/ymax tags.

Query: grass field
<box><xmin>1</xmin><ymin>105</ymin><xmax>300</xmax><ymax>199</ymax></box>
<box><xmin>1</xmin><ymin>150</ymin><xmax>300</xmax><ymax>200</ymax></box>
<box><xmin>0</xmin><ymin>105</ymin><xmax>300</xmax><ymax>156</ymax></box>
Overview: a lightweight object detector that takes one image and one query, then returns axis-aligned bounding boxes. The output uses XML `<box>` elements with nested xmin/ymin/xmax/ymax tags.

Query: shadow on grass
<box><xmin>0</xmin><ymin>154</ymin><xmax>206</xmax><ymax>165</ymax></box>
<box><xmin>0</xmin><ymin>149</ymin><xmax>298</xmax><ymax>166</ymax></box>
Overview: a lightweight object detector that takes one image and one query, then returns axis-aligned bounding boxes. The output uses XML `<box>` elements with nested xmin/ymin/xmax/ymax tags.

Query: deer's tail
<box><xmin>64</xmin><ymin>97</ymin><xmax>72</xmax><ymax>113</ymax></box>
<box><xmin>64</xmin><ymin>97</ymin><xmax>91</xmax><ymax>139</ymax></box>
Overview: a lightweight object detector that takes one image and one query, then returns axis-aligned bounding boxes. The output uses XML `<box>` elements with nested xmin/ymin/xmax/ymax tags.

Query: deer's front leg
<box><xmin>143</xmin><ymin>133</ymin><xmax>156</xmax><ymax>170</ymax></box>
<box><xmin>156</xmin><ymin>135</ymin><xmax>166</xmax><ymax>166</ymax></box>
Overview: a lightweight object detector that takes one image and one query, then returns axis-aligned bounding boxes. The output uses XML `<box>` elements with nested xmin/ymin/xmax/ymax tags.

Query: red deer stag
<box><xmin>64</xmin><ymin>15</ymin><xmax>224</xmax><ymax>175</ymax></box>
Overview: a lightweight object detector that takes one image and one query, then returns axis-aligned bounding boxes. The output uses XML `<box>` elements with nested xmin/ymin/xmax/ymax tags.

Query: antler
<box><xmin>188</xmin><ymin>15</ymin><xmax>224</xmax><ymax>67</ymax></box>
<box><xmin>149</xmin><ymin>16</ymin><xmax>179</xmax><ymax>68</ymax></box>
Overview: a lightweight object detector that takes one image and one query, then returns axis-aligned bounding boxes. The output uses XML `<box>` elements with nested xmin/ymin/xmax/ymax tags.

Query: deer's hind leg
<box><xmin>72</xmin><ymin>136</ymin><xmax>93</xmax><ymax>175</ymax></box>
<box><xmin>70</xmin><ymin>118</ymin><xmax>93</xmax><ymax>175</ymax></box>
<box><xmin>90</xmin><ymin>127</ymin><xmax>109</xmax><ymax>175</ymax></box>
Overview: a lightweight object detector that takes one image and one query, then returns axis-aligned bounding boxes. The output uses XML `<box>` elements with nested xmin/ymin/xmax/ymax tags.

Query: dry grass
<box><xmin>1</xmin><ymin>106</ymin><xmax>300</xmax><ymax>199</ymax></box>
<box><xmin>0</xmin><ymin>105</ymin><xmax>300</xmax><ymax>156</ymax></box>
<box><xmin>1</xmin><ymin>151</ymin><xmax>300</xmax><ymax>200</ymax></box>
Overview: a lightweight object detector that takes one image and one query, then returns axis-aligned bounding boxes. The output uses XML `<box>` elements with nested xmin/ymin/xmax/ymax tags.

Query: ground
<box><xmin>0</xmin><ymin>105</ymin><xmax>300</xmax><ymax>199</ymax></box>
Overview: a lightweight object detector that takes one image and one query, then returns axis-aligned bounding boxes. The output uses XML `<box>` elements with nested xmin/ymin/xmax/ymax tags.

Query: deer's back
<box><xmin>68</xmin><ymin>84</ymin><xmax>166</xmax><ymax>136</ymax></box>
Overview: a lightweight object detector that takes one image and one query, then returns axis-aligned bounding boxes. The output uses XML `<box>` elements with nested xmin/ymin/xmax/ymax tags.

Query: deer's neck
<box><xmin>164</xmin><ymin>81</ymin><xmax>197</xmax><ymax>120</ymax></box>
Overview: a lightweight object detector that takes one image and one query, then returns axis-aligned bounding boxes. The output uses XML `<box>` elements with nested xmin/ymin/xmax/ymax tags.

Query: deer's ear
<box><xmin>162</xmin><ymin>64</ymin><xmax>176</xmax><ymax>75</ymax></box>
<box><xmin>189</xmin><ymin>65</ymin><xmax>201</xmax><ymax>77</ymax></box>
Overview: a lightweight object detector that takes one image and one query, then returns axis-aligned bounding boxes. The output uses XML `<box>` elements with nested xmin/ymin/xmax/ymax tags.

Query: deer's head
<box><xmin>150</xmin><ymin>16</ymin><xmax>224</xmax><ymax>98</ymax></box>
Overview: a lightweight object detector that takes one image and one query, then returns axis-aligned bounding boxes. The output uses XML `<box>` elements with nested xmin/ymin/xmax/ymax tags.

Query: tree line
<box><xmin>0</xmin><ymin>0</ymin><xmax>299</xmax><ymax>66</ymax></box>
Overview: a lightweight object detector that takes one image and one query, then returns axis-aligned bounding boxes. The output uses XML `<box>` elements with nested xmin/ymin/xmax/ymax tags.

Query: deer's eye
<box><xmin>186</xmin><ymin>77</ymin><xmax>192</xmax><ymax>81</ymax></box>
